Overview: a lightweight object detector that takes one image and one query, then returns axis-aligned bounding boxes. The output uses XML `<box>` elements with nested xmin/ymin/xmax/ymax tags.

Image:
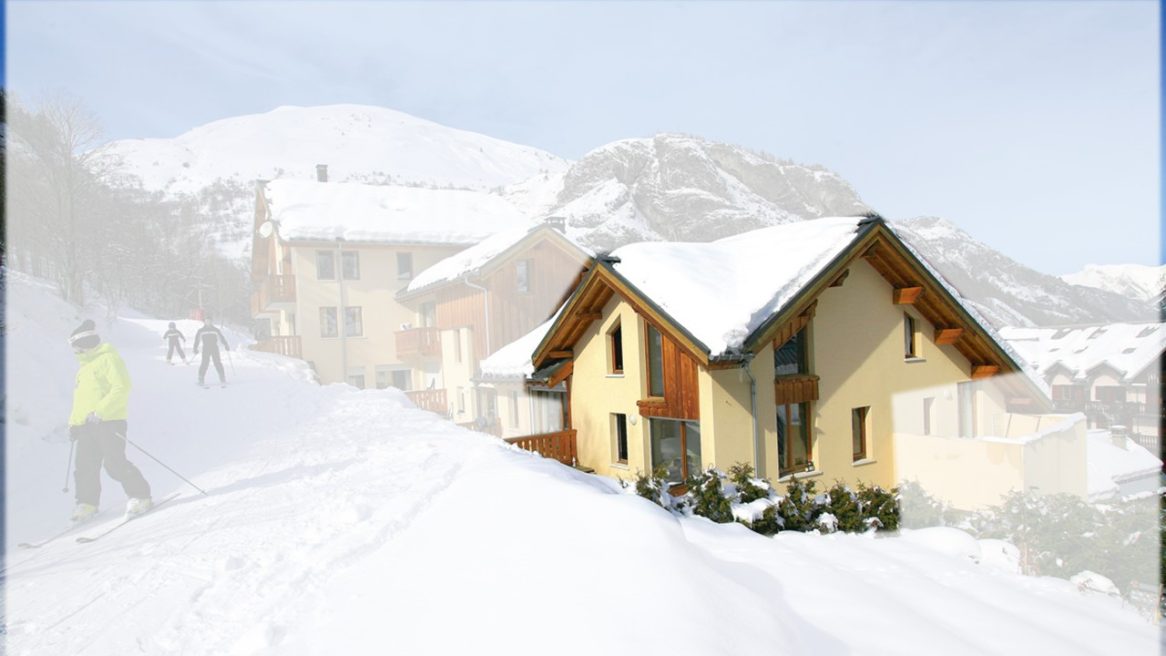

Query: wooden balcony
<box><xmin>395</xmin><ymin>327</ymin><xmax>441</xmax><ymax>359</ymax></box>
<box><xmin>251</xmin><ymin>336</ymin><xmax>302</xmax><ymax>358</ymax></box>
<box><xmin>253</xmin><ymin>274</ymin><xmax>296</xmax><ymax>314</ymax></box>
<box><xmin>774</xmin><ymin>374</ymin><xmax>820</xmax><ymax>405</ymax></box>
<box><xmin>406</xmin><ymin>388</ymin><xmax>448</xmax><ymax>415</ymax></box>
<box><xmin>505</xmin><ymin>429</ymin><xmax>578</xmax><ymax>466</ymax></box>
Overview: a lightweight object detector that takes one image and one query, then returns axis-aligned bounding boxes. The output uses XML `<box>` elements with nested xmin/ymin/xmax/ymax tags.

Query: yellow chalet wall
<box><xmin>568</xmin><ymin>257</ymin><xmax>1009</xmax><ymax>492</ymax></box>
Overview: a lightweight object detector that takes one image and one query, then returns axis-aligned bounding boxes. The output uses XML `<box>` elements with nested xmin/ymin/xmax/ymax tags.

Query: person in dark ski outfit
<box><xmin>162</xmin><ymin>321</ymin><xmax>187</xmax><ymax>364</ymax></box>
<box><xmin>68</xmin><ymin>320</ymin><xmax>153</xmax><ymax>521</ymax></box>
<box><xmin>193</xmin><ymin>318</ymin><xmax>230</xmax><ymax>386</ymax></box>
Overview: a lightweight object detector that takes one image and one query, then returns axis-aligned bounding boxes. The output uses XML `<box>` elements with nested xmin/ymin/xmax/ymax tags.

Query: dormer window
<box><xmin>775</xmin><ymin>328</ymin><xmax>808</xmax><ymax>377</ymax></box>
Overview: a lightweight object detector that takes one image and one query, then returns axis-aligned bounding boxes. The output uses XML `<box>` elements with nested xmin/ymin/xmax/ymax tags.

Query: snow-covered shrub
<box><xmin>823</xmin><ymin>482</ymin><xmax>863</xmax><ymax>533</ymax></box>
<box><xmin>857</xmin><ymin>483</ymin><xmax>899</xmax><ymax>532</ymax></box>
<box><xmin>634</xmin><ymin>467</ymin><xmax>668</xmax><ymax>507</ymax></box>
<box><xmin>687</xmin><ymin>469</ymin><xmax>735</xmax><ymax>524</ymax></box>
<box><xmin>774</xmin><ymin>476</ymin><xmax>820</xmax><ymax>532</ymax></box>
<box><xmin>728</xmin><ymin>463</ymin><xmax>770</xmax><ymax>504</ymax></box>
<box><xmin>898</xmin><ymin>479</ymin><xmax>945</xmax><ymax>529</ymax></box>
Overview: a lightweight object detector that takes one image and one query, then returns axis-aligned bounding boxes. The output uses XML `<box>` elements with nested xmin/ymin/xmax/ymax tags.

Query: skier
<box><xmin>162</xmin><ymin>321</ymin><xmax>187</xmax><ymax>364</ymax></box>
<box><xmin>193</xmin><ymin>317</ymin><xmax>230</xmax><ymax>387</ymax></box>
<box><xmin>67</xmin><ymin>319</ymin><xmax>153</xmax><ymax>521</ymax></box>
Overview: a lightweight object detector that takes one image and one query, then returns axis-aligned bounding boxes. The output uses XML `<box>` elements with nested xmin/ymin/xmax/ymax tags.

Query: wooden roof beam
<box><xmin>893</xmin><ymin>286</ymin><xmax>923</xmax><ymax>305</ymax></box>
<box><xmin>547</xmin><ymin>350</ymin><xmax>573</xmax><ymax>359</ymax></box>
<box><xmin>971</xmin><ymin>364</ymin><xmax>1000</xmax><ymax>379</ymax></box>
<box><xmin>934</xmin><ymin>327</ymin><xmax>964</xmax><ymax>345</ymax></box>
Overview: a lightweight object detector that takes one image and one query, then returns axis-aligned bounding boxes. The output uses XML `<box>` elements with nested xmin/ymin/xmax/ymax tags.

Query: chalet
<box><xmin>527</xmin><ymin>215</ymin><xmax>1073</xmax><ymax>505</ymax></box>
<box><xmin>394</xmin><ymin>221</ymin><xmax>590</xmax><ymax>425</ymax></box>
<box><xmin>249</xmin><ymin>170</ymin><xmax>531</xmax><ymax>386</ymax></box>
<box><xmin>1000</xmin><ymin>323</ymin><xmax>1165</xmax><ymax>450</ymax></box>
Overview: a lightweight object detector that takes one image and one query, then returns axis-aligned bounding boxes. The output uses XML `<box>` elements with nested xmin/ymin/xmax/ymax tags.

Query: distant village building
<box><xmin>1000</xmin><ymin>323</ymin><xmax>1164</xmax><ymax>451</ymax></box>
<box><xmin>506</xmin><ymin>216</ymin><xmax>1082</xmax><ymax>509</ymax></box>
<box><xmin>249</xmin><ymin>173</ymin><xmax>533</xmax><ymax>387</ymax></box>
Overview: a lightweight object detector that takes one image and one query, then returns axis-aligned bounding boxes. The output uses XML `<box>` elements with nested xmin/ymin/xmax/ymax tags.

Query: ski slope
<box><xmin>2</xmin><ymin>274</ymin><xmax>1159</xmax><ymax>655</ymax></box>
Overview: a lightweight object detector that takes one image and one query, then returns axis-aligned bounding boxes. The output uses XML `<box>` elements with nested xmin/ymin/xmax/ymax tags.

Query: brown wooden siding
<box><xmin>637</xmin><ymin>321</ymin><xmax>701</xmax><ymax>421</ymax></box>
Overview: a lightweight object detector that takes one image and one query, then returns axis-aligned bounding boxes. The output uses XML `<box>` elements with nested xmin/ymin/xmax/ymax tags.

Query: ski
<box><xmin>17</xmin><ymin>513</ymin><xmax>108</xmax><ymax>549</ymax></box>
<box><xmin>74</xmin><ymin>492</ymin><xmax>182</xmax><ymax>544</ymax></box>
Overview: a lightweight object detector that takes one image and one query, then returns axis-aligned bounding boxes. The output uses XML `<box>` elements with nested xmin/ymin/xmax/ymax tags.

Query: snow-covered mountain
<box><xmin>103</xmin><ymin>104</ymin><xmax>568</xmax><ymax>194</ymax></box>
<box><xmin>893</xmin><ymin>217</ymin><xmax>1154</xmax><ymax>328</ymax></box>
<box><xmin>548</xmin><ymin>134</ymin><xmax>870</xmax><ymax>251</ymax></box>
<box><xmin>97</xmin><ymin>104</ymin><xmax>1152</xmax><ymax>328</ymax></box>
<box><xmin>1061</xmin><ymin>263</ymin><xmax>1165</xmax><ymax>302</ymax></box>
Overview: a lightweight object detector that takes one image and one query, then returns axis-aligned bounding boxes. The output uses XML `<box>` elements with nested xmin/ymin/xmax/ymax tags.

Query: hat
<box><xmin>69</xmin><ymin>319</ymin><xmax>101</xmax><ymax>352</ymax></box>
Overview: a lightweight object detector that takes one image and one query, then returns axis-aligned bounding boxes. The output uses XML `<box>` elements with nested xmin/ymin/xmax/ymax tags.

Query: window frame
<box><xmin>613</xmin><ymin>413</ymin><xmax>629</xmax><ymax>464</ymax></box>
<box><xmin>776</xmin><ymin>401</ymin><xmax>812</xmax><ymax>476</ymax></box>
<box><xmin>851</xmin><ymin>406</ymin><xmax>870</xmax><ymax>462</ymax></box>
<box><xmin>344</xmin><ymin>306</ymin><xmax>363</xmax><ymax>337</ymax></box>
<box><xmin>774</xmin><ymin>327</ymin><xmax>809</xmax><ymax>378</ymax></box>
<box><xmin>904</xmin><ymin>313</ymin><xmax>919</xmax><ymax>359</ymax></box>
<box><xmin>608</xmin><ymin>321</ymin><xmax>624</xmax><ymax>374</ymax></box>
<box><xmin>646</xmin><ymin>322</ymin><xmax>664</xmax><ymax>398</ymax></box>
<box><xmin>516</xmin><ymin>259</ymin><xmax>532</xmax><ymax>294</ymax></box>
<box><xmin>396</xmin><ymin>252</ymin><xmax>414</xmax><ymax>281</ymax></box>
<box><xmin>319</xmin><ymin>306</ymin><xmax>338</xmax><ymax>338</ymax></box>
<box><xmin>341</xmin><ymin>251</ymin><xmax>360</xmax><ymax>280</ymax></box>
<box><xmin>649</xmin><ymin>418</ymin><xmax>700</xmax><ymax>482</ymax></box>
<box><xmin>316</xmin><ymin>250</ymin><xmax>336</xmax><ymax>280</ymax></box>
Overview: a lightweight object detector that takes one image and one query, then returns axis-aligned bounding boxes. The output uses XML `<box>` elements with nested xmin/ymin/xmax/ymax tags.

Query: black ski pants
<box><xmin>167</xmin><ymin>340</ymin><xmax>186</xmax><ymax>362</ymax></box>
<box><xmin>72</xmin><ymin>420</ymin><xmax>151</xmax><ymax>506</ymax></box>
<box><xmin>198</xmin><ymin>348</ymin><xmax>225</xmax><ymax>383</ymax></box>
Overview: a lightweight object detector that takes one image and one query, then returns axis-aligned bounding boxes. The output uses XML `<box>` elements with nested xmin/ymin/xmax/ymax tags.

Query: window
<box><xmin>457</xmin><ymin>388</ymin><xmax>466</xmax><ymax>414</ymax></box>
<box><xmin>1095</xmin><ymin>386</ymin><xmax>1125</xmax><ymax>403</ymax></box>
<box><xmin>319</xmin><ymin>307</ymin><xmax>338</xmax><ymax>338</ymax></box>
<box><xmin>509</xmin><ymin>391</ymin><xmax>520</xmax><ymax>428</ymax></box>
<box><xmin>341</xmin><ymin>251</ymin><xmax>360</xmax><ymax>280</ymax></box>
<box><xmin>397</xmin><ymin>252</ymin><xmax>414</xmax><ymax>280</ymax></box>
<box><xmin>774</xmin><ymin>328</ymin><xmax>808</xmax><ymax>377</ymax></box>
<box><xmin>613</xmin><ymin>413</ymin><xmax>629</xmax><ymax>463</ymax></box>
<box><xmin>516</xmin><ymin>259</ymin><xmax>531</xmax><ymax>293</ymax></box>
<box><xmin>904</xmin><ymin>314</ymin><xmax>919</xmax><ymax>359</ymax></box>
<box><xmin>530</xmin><ymin>388</ymin><xmax>567</xmax><ymax>433</ymax></box>
<box><xmin>344</xmin><ymin>307</ymin><xmax>363</xmax><ymax>337</ymax></box>
<box><xmin>609</xmin><ymin>321</ymin><xmax>624</xmax><ymax>374</ymax></box>
<box><xmin>316</xmin><ymin>251</ymin><xmax>336</xmax><ymax>280</ymax></box>
<box><xmin>851</xmin><ymin>406</ymin><xmax>869</xmax><ymax>461</ymax></box>
<box><xmin>922</xmin><ymin>397</ymin><xmax>934</xmax><ymax>436</ymax></box>
<box><xmin>777</xmin><ymin>402</ymin><xmax>811</xmax><ymax>476</ymax></box>
<box><xmin>347</xmin><ymin>370</ymin><xmax>366</xmax><ymax>389</ymax></box>
<box><xmin>646</xmin><ymin>323</ymin><xmax>664</xmax><ymax>397</ymax></box>
<box><xmin>1087</xmin><ymin>328</ymin><xmax>1106</xmax><ymax>340</ymax></box>
<box><xmin>454</xmin><ymin>328</ymin><xmax>463</xmax><ymax>363</ymax></box>
<box><xmin>650</xmin><ymin>419</ymin><xmax>700</xmax><ymax>482</ymax></box>
<box><xmin>391</xmin><ymin>370</ymin><xmax>411</xmax><ymax>391</ymax></box>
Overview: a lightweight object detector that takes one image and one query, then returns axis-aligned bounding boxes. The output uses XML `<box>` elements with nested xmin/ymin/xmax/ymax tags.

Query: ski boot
<box><xmin>125</xmin><ymin>497</ymin><xmax>154</xmax><ymax>518</ymax></box>
<box><xmin>71</xmin><ymin>503</ymin><xmax>98</xmax><ymax>523</ymax></box>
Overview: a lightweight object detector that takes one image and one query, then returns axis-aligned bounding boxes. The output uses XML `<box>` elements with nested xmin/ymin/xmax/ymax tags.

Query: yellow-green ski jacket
<box><xmin>69</xmin><ymin>343</ymin><xmax>132</xmax><ymax>426</ymax></box>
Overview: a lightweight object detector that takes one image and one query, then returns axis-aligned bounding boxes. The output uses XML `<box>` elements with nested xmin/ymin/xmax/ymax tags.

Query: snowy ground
<box><xmin>3</xmin><ymin>273</ymin><xmax>1161</xmax><ymax>655</ymax></box>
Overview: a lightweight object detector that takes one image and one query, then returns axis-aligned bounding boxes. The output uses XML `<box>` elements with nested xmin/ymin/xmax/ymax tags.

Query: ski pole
<box><xmin>224</xmin><ymin>346</ymin><xmax>237</xmax><ymax>379</ymax></box>
<box><xmin>62</xmin><ymin>438</ymin><xmax>75</xmax><ymax>494</ymax></box>
<box><xmin>113</xmin><ymin>431</ymin><xmax>208</xmax><ymax>496</ymax></box>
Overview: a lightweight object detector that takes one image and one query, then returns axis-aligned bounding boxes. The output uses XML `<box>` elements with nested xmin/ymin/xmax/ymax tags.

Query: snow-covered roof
<box><xmin>999</xmin><ymin>322</ymin><xmax>1166</xmax><ymax>383</ymax></box>
<box><xmin>266</xmin><ymin>179</ymin><xmax>530</xmax><ymax>244</ymax></box>
<box><xmin>479</xmin><ymin>318</ymin><xmax>557</xmax><ymax>379</ymax></box>
<box><xmin>405</xmin><ymin>223</ymin><xmax>592</xmax><ymax>295</ymax></box>
<box><xmin>1085</xmin><ymin>429</ymin><xmax>1162</xmax><ymax>501</ymax></box>
<box><xmin>608</xmin><ymin>217</ymin><xmax>868</xmax><ymax>356</ymax></box>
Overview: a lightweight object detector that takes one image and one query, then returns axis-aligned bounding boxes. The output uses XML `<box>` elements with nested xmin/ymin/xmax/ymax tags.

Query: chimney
<box><xmin>544</xmin><ymin>215</ymin><xmax>566</xmax><ymax>233</ymax></box>
<box><xmin>316</xmin><ymin>164</ymin><xmax>328</xmax><ymax>183</ymax></box>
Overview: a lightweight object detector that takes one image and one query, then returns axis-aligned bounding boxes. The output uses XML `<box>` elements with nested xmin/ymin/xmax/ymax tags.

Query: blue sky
<box><xmin>7</xmin><ymin>1</ymin><xmax>1160</xmax><ymax>275</ymax></box>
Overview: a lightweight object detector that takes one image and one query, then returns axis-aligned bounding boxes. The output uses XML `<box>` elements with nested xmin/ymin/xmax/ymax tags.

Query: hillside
<box><xmin>550</xmin><ymin>134</ymin><xmax>869</xmax><ymax>251</ymax></box>
<box><xmin>1061</xmin><ymin>263</ymin><xmax>1165</xmax><ymax>303</ymax></box>
<box><xmin>2</xmin><ymin>273</ymin><xmax>1157</xmax><ymax>655</ymax></box>
<box><xmin>102</xmin><ymin>104</ymin><xmax>568</xmax><ymax>194</ymax></box>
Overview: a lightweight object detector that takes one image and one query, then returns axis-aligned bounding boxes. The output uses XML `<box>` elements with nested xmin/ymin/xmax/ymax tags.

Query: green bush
<box><xmin>824</xmin><ymin>482</ymin><xmax>864</xmax><ymax>533</ymax></box>
<box><xmin>775</xmin><ymin>476</ymin><xmax>820</xmax><ymax>532</ymax></box>
<box><xmin>688</xmin><ymin>469</ymin><xmax>735</xmax><ymax>523</ymax></box>
<box><xmin>857</xmin><ymin>482</ymin><xmax>899</xmax><ymax>532</ymax></box>
<box><xmin>728</xmin><ymin>463</ymin><xmax>771</xmax><ymax>504</ymax></box>
<box><xmin>898</xmin><ymin>479</ymin><xmax>944</xmax><ymax>529</ymax></box>
<box><xmin>634</xmin><ymin>467</ymin><xmax>668</xmax><ymax>507</ymax></box>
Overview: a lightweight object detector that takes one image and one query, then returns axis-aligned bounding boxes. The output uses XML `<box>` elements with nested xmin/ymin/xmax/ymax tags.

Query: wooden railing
<box><xmin>252</xmin><ymin>274</ymin><xmax>296</xmax><ymax>314</ymax></box>
<box><xmin>251</xmin><ymin>336</ymin><xmax>302</xmax><ymax>358</ymax></box>
<box><xmin>395</xmin><ymin>327</ymin><xmax>441</xmax><ymax>358</ymax></box>
<box><xmin>505</xmin><ymin>429</ymin><xmax>577</xmax><ymax>466</ymax></box>
<box><xmin>406</xmin><ymin>388</ymin><xmax>448</xmax><ymax>415</ymax></box>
